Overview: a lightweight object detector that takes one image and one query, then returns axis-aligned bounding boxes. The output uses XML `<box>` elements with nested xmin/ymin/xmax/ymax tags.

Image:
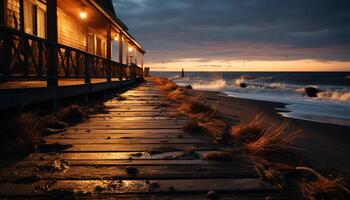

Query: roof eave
<box><xmin>88</xmin><ymin>0</ymin><xmax>145</xmax><ymax>53</ymax></box>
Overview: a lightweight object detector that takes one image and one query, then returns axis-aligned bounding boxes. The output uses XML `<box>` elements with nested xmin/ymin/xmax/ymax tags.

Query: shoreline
<box><xmin>190</xmin><ymin>89</ymin><xmax>350</xmax><ymax>174</ymax></box>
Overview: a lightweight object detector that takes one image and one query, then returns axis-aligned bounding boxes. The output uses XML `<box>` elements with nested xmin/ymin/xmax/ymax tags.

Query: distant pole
<box><xmin>181</xmin><ymin>68</ymin><xmax>184</xmax><ymax>77</ymax></box>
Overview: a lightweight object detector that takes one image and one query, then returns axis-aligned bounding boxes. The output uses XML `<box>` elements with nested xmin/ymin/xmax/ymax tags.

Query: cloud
<box><xmin>113</xmin><ymin>0</ymin><xmax>350</xmax><ymax>64</ymax></box>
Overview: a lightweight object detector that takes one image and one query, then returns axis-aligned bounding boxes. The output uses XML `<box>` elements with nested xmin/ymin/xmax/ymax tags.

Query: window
<box><xmin>96</xmin><ymin>37</ymin><xmax>102</xmax><ymax>56</ymax></box>
<box><xmin>23</xmin><ymin>0</ymin><xmax>34</xmax><ymax>34</ymax></box>
<box><xmin>36</xmin><ymin>7</ymin><xmax>46</xmax><ymax>38</ymax></box>
<box><xmin>23</xmin><ymin>0</ymin><xmax>46</xmax><ymax>38</ymax></box>
<box><xmin>87</xmin><ymin>33</ymin><xmax>95</xmax><ymax>53</ymax></box>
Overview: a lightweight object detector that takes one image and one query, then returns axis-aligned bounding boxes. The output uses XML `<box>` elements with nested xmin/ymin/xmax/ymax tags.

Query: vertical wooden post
<box><xmin>118</xmin><ymin>32</ymin><xmax>123</xmax><ymax>64</ymax></box>
<box><xmin>19</xmin><ymin>0</ymin><xmax>24</xmax><ymax>31</ymax></box>
<box><xmin>46</xmin><ymin>0</ymin><xmax>58</xmax><ymax>87</ymax></box>
<box><xmin>141</xmin><ymin>53</ymin><xmax>144</xmax><ymax>68</ymax></box>
<box><xmin>0</xmin><ymin>0</ymin><xmax>5</xmax><ymax>25</ymax></box>
<box><xmin>134</xmin><ymin>48</ymin><xmax>138</xmax><ymax>66</ymax></box>
<box><xmin>84</xmin><ymin>55</ymin><xmax>91</xmax><ymax>84</ymax></box>
<box><xmin>106</xmin><ymin>23</ymin><xmax>112</xmax><ymax>82</ymax></box>
<box><xmin>125</xmin><ymin>41</ymin><xmax>129</xmax><ymax>65</ymax></box>
<box><xmin>32</xmin><ymin>4</ymin><xmax>38</xmax><ymax>36</ymax></box>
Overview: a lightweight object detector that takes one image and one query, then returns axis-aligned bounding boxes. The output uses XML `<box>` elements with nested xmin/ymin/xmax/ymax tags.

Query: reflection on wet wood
<box><xmin>0</xmin><ymin>81</ymin><xmax>289</xmax><ymax>199</ymax></box>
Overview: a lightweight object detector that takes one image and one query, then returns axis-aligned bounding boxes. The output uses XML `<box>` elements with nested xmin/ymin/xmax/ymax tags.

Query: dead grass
<box><xmin>200</xmin><ymin>119</ymin><xmax>229</xmax><ymax>141</ymax></box>
<box><xmin>231</xmin><ymin>114</ymin><xmax>264</xmax><ymax>143</ymax></box>
<box><xmin>161</xmin><ymin>81</ymin><xmax>178</xmax><ymax>91</ymax></box>
<box><xmin>245</xmin><ymin>122</ymin><xmax>300</xmax><ymax>155</ymax></box>
<box><xmin>296</xmin><ymin>167</ymin><xmax>350</xmax><ymax>199</ymax></box>
<box><xmin>168</xmin><ymin>88</ymin><xmax>186</xmax><ymax>100</ymax></box>
<box><xmin>57</xmin><ymin>104</ymin><xmax>87</xmax><ymax>123</ymax></box>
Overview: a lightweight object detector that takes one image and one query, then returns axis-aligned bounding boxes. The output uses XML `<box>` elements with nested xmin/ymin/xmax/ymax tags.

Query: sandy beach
<box><xmin>190</xmin><ymin>89</ymin><xmax>350</xmax><ymax>174</ymax></box>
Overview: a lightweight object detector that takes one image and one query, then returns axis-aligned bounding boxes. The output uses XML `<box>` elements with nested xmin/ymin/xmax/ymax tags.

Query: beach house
<box><xmin>0</xmin><ymin>0</ymin><xmax>145</xmax><ymax>86</ymax></box>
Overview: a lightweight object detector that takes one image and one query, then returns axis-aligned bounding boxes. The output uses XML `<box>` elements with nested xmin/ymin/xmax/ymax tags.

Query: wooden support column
<box><xmin>19</xmin><ymin>0</ymin><xmax>24</xmax><ymax>31</ymax></box>
<box><xmin>46</xmin><ymin>0</ymin><xmax>58</xmax><ymax>87</ymax></box>
<box><xmin>0</xmin><ymin>0</ymin><xmax>5</xmax><ymax>25</ymax></box>
<box><xmin>118</xmin><ymin>32</ymin><xmax>123</xmax><ymax>64</ymax></box>
<box><xmin>125</xmin><ymin>42</ymin><xmax>129</xmax><ymax>65</ymax></box>
<box><xmin>141</xmin><ymin>53</ymin><xmax>144</xmax><ymax>68</ymax></box>
<box><xmin>134</xmin><ymin>48</ymin><xmax>138</xmax><ymax>66</ymax></box>
<box><xmin>106</xmin><ymin>23</ymin><xmax>112</xmax><ymax>82</ymax></box>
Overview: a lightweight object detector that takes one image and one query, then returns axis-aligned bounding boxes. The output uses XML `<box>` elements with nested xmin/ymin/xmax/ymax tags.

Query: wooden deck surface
<box><xmin>0</xmin><ymin>81</ymin><xmax>296</xmax><ymax>199</ymax></box>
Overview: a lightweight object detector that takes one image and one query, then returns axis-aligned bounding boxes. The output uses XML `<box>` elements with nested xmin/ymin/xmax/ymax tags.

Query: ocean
<box><xmin>151</xmin><ymin>72</ymin><xmax>350</xmax><ymax>126</ymax></box>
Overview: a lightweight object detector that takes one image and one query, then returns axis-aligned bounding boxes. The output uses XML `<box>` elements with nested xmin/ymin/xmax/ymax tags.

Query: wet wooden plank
<box><xmin>45</xmin><ymin>133</ymin><xmax>198</xmax><ymax>140</ymax></box>
<box><xmin>0</xmin><ymin>165</ymin><xmax>258</xmax><ymax>181</ymax></box>
<box><xmin>26</xmin><ymin>151</ymin><xmax>222</xmax><ymax>160</ymax></box>
<box><xmin>43</xmin><ymin>138</ymin><xmax>211</xmax><ymax>145</ymax></box>
<box><xmin>36</xmin><ymin>143</ymin><xmax>223</xmax><ymax>152</ymax></box>
<box><xmin>0</xmin><ymin>179</ymin><xmax>275</xmax><ymax>197</ymax></box>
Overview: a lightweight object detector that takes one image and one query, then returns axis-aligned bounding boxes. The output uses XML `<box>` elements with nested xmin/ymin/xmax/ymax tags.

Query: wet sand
<box><xmin>191</xmin><ymin>90</ymin><xmax>350</xmax><ymax>174</ymax></box>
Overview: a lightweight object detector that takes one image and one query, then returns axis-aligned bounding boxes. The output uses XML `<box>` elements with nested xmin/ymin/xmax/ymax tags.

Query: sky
<box><xmin>113</xmin><ymin>0</ymin><xmax>350</xmax><ymax>71</ymax></box>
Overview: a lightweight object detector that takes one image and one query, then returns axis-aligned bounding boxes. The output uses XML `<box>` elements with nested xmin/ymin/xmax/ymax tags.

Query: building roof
<box><xmin>94</xmin><ymin>0</ymin><xmax>128</xmax><ymax>30</ymax></box>
<box><xmin>91</xmin><ymin>0</ymin><xmax>145</xmax><ymax>53</ymax></box>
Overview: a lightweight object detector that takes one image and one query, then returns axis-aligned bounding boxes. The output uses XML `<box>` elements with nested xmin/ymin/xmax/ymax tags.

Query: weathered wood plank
<box><xmin>37</xmin><ymin>143</ymin><xmax>223</xmax><ymax>152</ymax></box>
<box><xmin>0</xmin><ymin>179</ymin><xmax>275</xmax><ymax>197</ymax></box>
<box><xmin>0</xmin><ymin>165</ymin><xmax>258</xmax><ymax>181</ymax></box>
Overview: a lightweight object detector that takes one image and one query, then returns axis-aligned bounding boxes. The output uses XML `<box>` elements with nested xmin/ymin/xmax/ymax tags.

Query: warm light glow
<box><xmin>114</xmin><ymin>36</ymin><xmax>119</xmax><ymax>41</ymax></box>
<box><xmin>148</xmin><ymin>59</ymin><xmax>350</xmax><ymax>71</ymax></box>
<box><xmin>128</xmin><ymin>47</ymin><xmax>133</xmax><ymax>52</ymax></box>
<box><xmin>79</xmin><ymin>8</ymin><xmax>87</xmax><ymax>19</ymax></box>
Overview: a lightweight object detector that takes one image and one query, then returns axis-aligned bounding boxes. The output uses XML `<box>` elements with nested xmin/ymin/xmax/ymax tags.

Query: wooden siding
<box><xmin>6</xmin><ymin>0</ymin><xmax>21</xmax><ymax>30</ymax></box>
<box><xmin>3</xmin><ymin>0</ymin><xmax>109</xmax><ymax>56</ymax></box>
<box><xmin>57</xmin><ymin>8</ymin><xmax>87</xmax><ymax>51</ymax></box>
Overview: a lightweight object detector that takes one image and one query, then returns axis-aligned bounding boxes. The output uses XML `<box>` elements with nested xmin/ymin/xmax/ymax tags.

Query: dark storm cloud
<box><xmin>113</xmin><ymin>0</ymin><xmax>350</xmax><ymax>62</ymax></box>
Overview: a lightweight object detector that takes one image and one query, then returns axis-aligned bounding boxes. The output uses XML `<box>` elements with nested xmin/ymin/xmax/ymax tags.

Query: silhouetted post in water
<box><xmin>181</xmin><ymin>68</ymin><xmax>185</xmax><ymax>77</ymax></box>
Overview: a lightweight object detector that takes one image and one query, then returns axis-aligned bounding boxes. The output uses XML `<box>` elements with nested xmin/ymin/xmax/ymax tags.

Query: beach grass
<box><xmin>153</xmin><ymin>76</ymin><xmax>350</xmax><ymax>199</ymax></box>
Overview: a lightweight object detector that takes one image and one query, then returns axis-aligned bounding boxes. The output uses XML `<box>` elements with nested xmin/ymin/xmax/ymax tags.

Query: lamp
<box><xmin>114</xmin><ymin>36</ymin><xmax>119</xmax><ymax>41</ymax></box>
<box><xmin>128</xmin><ymin>47</ymin><xmax>133</xmax><ymax>52</ymax></box>
<box><xmin>79</xmin><ymin>6</ymin><xmax>87</xmax><ymax>19</ymax></box>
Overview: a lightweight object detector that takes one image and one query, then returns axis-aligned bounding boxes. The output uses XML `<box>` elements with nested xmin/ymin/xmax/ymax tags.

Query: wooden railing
<box><xmin>0</xmin><ymin>26</ymin><xmax>143</xmax><ymax>85</ymax></box>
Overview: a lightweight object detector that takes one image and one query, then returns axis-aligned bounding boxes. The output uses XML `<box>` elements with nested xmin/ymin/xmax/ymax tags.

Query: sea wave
<box><xmin>192</xmin><ymin>79</ymin><xmax>227</xmax><ymax>91</ymax></box>
<box><xmin>318</xmin><ymin>90</ymin><xmax>350</xmax><ymax>102</ymax></box>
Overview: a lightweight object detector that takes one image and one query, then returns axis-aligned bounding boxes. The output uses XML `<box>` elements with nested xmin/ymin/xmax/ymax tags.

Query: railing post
<box><xmin>2</xmin><ymin>31</ymin><xmax>12</xmax><ymax>77</ymax></box>
<box><xmin>38</xmin><ymin>41</ymin><xmax>44</xmax><ymax>76</ymax></box>
<box><xmin>0</xmin><ymin>0</ymin><xmax>5</xmax><ymax>25</ymax></box>
<box><xmin>118</xmin><ymin>33</ymin><xmax>123</xmax><ymax>64</ymax></box>
<box><xmin>84</xmin><ymin>54</ymin><xmax>91</xmax><ymax>84</ymax></box>
<box><xmin>46</xmin><ymin>0</ymin><xmax>58</xmax><ymax>87</ymax></box>
<box><xmin>106</xmin><ymin>23</ymin><xmax>112</xmax><ymax>82</ymax></box>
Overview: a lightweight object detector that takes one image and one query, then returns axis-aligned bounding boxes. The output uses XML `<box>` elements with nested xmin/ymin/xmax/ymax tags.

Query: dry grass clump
<box><xmin>296</xmin><ymin>167</ymin><xmax>350</xmax><ymax>199</ymax></box>
<box><xmin>182</xmin><ymin>122</ymin><xmax>206</xmax><ymax>135</ymax></box>
<box><xmin>0</xmin><ymin>113</ymin><xmax>43</xmax><ymax>156</ymax></box>
<box><xmin>161</xmin><ymin>81</ymin><xmax>178</xmax><ymax>91</ymax></box>
<box><xmin>231</xmin><ymin>114</ymin><xmax>264</xmax><ymax>143</ymax></box>
<box><xmin>168</xmin><ymin>88</ymin><xmax>186</xmax><ymax>100</ymax></box>
<box><xmin>178</xmin><ymin>101</ymin><xmax>214</xmax><ymax>116</ymax></box>
<box><xmin>200</xmin><ymin>119</ymin><xmax>229</xmax><ymax>141</ymax></box>
<box><xmin>57</xmin><ymin>104</ymin><xmax>87</xmax><ymax>123</ymax></box>
<box><xmin>245</xmin><ymin>122</ymin><xmax>300</xmax><ymax>155</ymax></box>
<box><xmin>230</xmin><ymin>115</ymin><xmax>300</xmax><ymax>155</ymax></box>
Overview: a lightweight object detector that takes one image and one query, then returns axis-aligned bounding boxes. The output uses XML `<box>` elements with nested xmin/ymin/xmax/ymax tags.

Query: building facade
<box><xmin>0</xmin><ymin>0</ymin><xmax>145</xmax><ymax>86</ymax></box>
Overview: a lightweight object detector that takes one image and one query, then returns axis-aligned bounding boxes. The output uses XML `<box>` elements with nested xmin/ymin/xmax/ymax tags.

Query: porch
<box><xmin>0</xmin><ymin>0</ymin><xmax>145</xmax><ymax>109</ymax></box>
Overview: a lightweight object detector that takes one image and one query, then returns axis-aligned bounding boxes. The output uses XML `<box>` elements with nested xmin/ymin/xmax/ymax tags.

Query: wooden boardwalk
<box><xmin>0</xmin><ymin>81</ymin><xmax>294</xmax><ymax>199</ymax></box>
